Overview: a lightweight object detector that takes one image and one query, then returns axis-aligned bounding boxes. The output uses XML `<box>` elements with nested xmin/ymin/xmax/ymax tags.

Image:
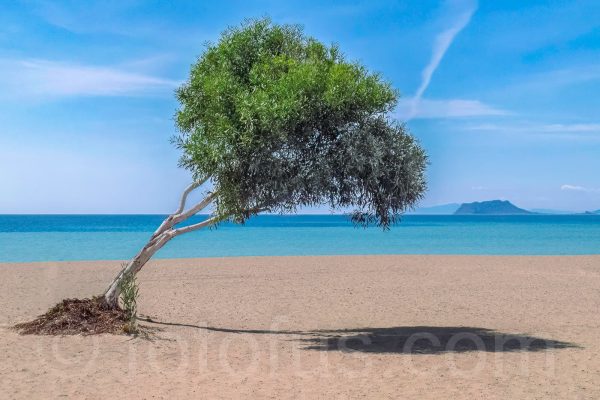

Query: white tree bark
<box><xmin>102</xmin><ymin>180</ymin><xmax>218</xmax><ymax>308</ymax></box>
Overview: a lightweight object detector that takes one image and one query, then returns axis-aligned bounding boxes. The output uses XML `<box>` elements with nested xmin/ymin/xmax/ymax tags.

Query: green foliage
<box><xmin>174</xmin><ymin>18</ymin><xmax>427</xmax><ymax>227</ymax></box>
<box><xmin>118</xmin><ymin>267</ymin><xmax>139</xmax><ymax>334</ymax></box>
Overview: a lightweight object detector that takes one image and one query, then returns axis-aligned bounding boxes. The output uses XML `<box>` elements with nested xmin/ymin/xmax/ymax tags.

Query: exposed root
<box><xmin>14</xmin><ymin>297</ymin><xmax>127</xmax><ymax>335</ymax></box>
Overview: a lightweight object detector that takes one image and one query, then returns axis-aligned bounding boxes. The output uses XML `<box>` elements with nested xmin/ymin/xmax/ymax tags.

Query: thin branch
<box><xmin>171</xmin><ymin>207</ymin><xmax>267</xmax><ymax>238</ymax></box>
<box><xmin>171</xmin><ymin>215</ymin><xmax>222</xmax><ymax>237</ymax></box>
<box><xmin>172</xmin><ymin>191</ymin><xmax>218</xmax><ymax>225</ymax></box>
<box><xmin>175</xmin><ymin>178</ymin><xmax>207</xmax><ymax>215</ymax></box>
<box><xmin>152</xmin><ymin>177</ymin><xmax>211</xmax><ymax>237</ymax></box>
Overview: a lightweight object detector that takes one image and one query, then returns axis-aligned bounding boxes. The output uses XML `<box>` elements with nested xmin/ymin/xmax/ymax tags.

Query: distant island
<box><xmin>411</xmin><ymin>200</ymin><xmax>598</xmax><ymax>215</ymax></box>
<box><xmin>454</xmin><ymin>200</ymin><xmax>533</xmax><ymax>215</ymax></box>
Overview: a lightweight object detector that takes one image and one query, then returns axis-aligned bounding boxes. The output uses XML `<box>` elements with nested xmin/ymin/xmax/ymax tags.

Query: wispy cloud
<box><xmin>539</xmin><ymin>123</ymin><xmax>600</xmax><ymax>133</ymax></box>
<box><xmin>407</xmin><ymin>0</ymin><xmax>478</xmax><ymax>120</ymax></box>
<box><xmin>467</xmin><ymin>122</ymin><xmax>600</xmax><ymax>136</ymax></box>
<box><xmin>561</xmin><ymin>184</ymin><xmax>600</xmax><ymax>193</ymax></box>
<box><xmin>396</xmin><ymin>98</ymin><xmax>507</xmax><ymax>119</ymax></box>
<box><xmin>508</xmin><ymin>65</ymin><xmax>600</xmax><ymax>94</ymax></box>
<box><xmin>32</xmin><ymin>0</ymin><xmax>149</xmax><ymax>36</ymax></box>
<box><xmin>30</xmin><ymin>0</ymin><xmax>213</xmax><ymax>46</ymax></box>
<box><xmin>0</xmin><ymin>59</ymin><xmax>179</xmax><ymax>98</ymax></box>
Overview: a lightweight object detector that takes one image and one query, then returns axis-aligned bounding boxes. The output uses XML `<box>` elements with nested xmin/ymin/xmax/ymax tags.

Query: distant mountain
<box><xmin>409</xmin><ymin>203</ymin><xmax>461</xmax><ymax>215</ymax></box>
<box><xmin>454</xmin><ymin>200</ymin><xmax>533</xmax><ymax>215</ymax></box>
<box><xmin>410</xmin><ymin>201</ymin><xmax>594</xmax><ymax>216</ymax></box>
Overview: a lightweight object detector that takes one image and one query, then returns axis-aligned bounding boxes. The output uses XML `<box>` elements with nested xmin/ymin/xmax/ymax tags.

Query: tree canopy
<box><xmin>175</xmin><ymin>18</ymin><xmax>427</xmax><ymax>227</ymax></box>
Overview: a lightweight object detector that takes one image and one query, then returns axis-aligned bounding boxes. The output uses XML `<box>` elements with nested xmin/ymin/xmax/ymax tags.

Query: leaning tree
<box><xmin>102</xmin><ymin>18</ymin><xmax>428</xmax><ymax>308</ymax></box>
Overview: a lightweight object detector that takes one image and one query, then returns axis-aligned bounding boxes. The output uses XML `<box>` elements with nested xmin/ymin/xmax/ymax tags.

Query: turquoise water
<box><xmin>0</xmin><ymin>214</ymin><xmax>599</xmax><ymax>262</ymax></box>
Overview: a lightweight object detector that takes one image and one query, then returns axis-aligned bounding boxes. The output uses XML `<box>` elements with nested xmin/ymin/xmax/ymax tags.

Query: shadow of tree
<box><xmin>298</xmin><ymin>326</ymin><xmax>580</xmax><ymax>354</ymax></box>
<box><xmin>138</xmin><ymin>317</ymin><xmax>579</xmax><ymax>354</ymax></box>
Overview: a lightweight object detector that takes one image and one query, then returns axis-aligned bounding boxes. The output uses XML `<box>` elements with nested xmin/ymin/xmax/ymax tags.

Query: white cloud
<box><xmin>0</xmin><ymin>58</ymin><xmax>179</xmax><ymax>98</ymax></box>
<box><xmin>540</xmin><ymin>124</ymin><xmax>600</xmax><ymax>133</ymax></box>
<box><xmin>561</xmin><ymin>185</ymin><xmax>600</xmax><ymax>193</ymax></box>
<box><xmin>407</xmin><ymin>0</ymin><xmax>478</xmax><ymax>120</ymax></box>
<box><xmin>32</xmin><ymin>0</ymin><xmax>151</xmax><ymax>36</ymax></box>
<box><xmin>396</xmin><ymin>98</ymin><xmax>507</xmax><ymax>119</ymax></box>
<box><xmin>466</xmin><ymin>122</ymin><xmax>600</xmax><ymax>136</ymax></box>
<box><xmin>512</xmin><ymin>65</ymin><xmax>600</xmax><ymax>94</ymax></box>
<box><xmin>31</xmin><ymin>1</ymin><xmax>213</xmax><ymax>46</ymax></box>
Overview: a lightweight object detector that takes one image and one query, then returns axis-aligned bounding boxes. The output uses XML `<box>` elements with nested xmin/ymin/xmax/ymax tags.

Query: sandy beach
<box><xmin>1</xmin><ymin>255</ymin><xmax>599</xmax><ymax>399</ymax></box>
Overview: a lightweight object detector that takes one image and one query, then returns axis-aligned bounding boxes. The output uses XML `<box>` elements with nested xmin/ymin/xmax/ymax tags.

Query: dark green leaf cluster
<box><xmin>175</xmin><ymin>18</ymin><xmax>427</xmax><ymax>228</ymax></box>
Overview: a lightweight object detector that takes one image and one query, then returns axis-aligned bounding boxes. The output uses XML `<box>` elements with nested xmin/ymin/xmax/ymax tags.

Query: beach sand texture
<box><xmin>1</xmin><ymin>255</ymin><xmax>599</xmax><ymax>399</ymax></box>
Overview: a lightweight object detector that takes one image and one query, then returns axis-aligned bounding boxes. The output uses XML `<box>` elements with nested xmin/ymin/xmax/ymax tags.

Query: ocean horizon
<box><xmin>1</xmin><ymin>214</ymin><xmax>599</xmax><ymax>262</ymax></box>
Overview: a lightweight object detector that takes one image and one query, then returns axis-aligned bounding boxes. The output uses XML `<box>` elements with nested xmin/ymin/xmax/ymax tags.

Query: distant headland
<box><xmin>454</xmin><ymin>200</ymin><xmax>532</xmax><ymax>215</ymax></box>
<box><xmin>410</xmin><ymin>200</ymin><xmax>599</xmax><ymax>215</ymax></box>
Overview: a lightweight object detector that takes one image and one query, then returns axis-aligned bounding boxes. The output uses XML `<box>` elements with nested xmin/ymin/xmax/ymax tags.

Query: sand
<box><xmin>1</xmin><ymin>255</ymin><xmax>599</xmax><ymax>399</ymax></box>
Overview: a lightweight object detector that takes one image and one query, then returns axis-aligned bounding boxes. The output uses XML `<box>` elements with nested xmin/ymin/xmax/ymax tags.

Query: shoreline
<box><xmin>2</xmin><ymin>252</ymin><xmax>600</xmax><ymax>266</ymax></box>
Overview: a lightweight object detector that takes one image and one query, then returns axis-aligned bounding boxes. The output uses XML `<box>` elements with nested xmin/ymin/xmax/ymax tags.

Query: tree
<box><xmin>102</xmin><ymin>18</ymin><xmax>427</xmax><ymax>308</ymax></box>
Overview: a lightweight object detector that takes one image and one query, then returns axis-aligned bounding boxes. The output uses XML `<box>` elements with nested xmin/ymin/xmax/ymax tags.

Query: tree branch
<box><xmin>152</xmin><ymin>177</ymin><xmax>211</xmax><ymax>237</ymax></box>
<box><xmin>175</xmin><ymin>177</ymin><xmax>208</xmax><ymax>215</ymax></box>
<box><xmin>170</xmin><ymin>207</ymin><xmax>268</xmax><ymax>238</ymax></box>
<box><xmin>171</xmin><ymin>215</ymin><xmax>222</xmax><ymax>237</ymax></box>
<box><xmin>172</xmin><ymin>191</ymin><xmax>218</xmax><ymax>225</ymax></box>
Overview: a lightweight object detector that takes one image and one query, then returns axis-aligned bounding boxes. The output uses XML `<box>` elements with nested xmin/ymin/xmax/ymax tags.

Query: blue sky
<box><xmin>1</xmin><ymin>0</ymin><xmax>599</xmax><ymax>213</ymax></box>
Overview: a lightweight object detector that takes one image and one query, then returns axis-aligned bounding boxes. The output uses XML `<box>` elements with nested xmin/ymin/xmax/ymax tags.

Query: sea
<box><xmin>0</xmin><ymin>214</ymin><xmax>599</xmax><ymax>262</ymax></box>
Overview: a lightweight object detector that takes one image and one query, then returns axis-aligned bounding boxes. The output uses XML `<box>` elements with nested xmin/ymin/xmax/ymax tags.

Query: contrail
<box><xmin>408</xmin><ymin>0</ymin><xmax>478</xmax><ymax>120</ymax></box>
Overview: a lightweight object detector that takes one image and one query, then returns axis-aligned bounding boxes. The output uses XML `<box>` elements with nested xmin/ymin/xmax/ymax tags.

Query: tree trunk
<box><xmin>102</xmin><ymin>180</ymin><xmax>218</xmax><ymax>309</ymax></box>
<box><xmin>103</xmin><ymin>230</ymin><xmax>174</xmax><ymax>308</ymax></box>
<box><xmin>100</xmin><ymin>180</ymin><xmax>262</xmax><ymax>309</ymax></box>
